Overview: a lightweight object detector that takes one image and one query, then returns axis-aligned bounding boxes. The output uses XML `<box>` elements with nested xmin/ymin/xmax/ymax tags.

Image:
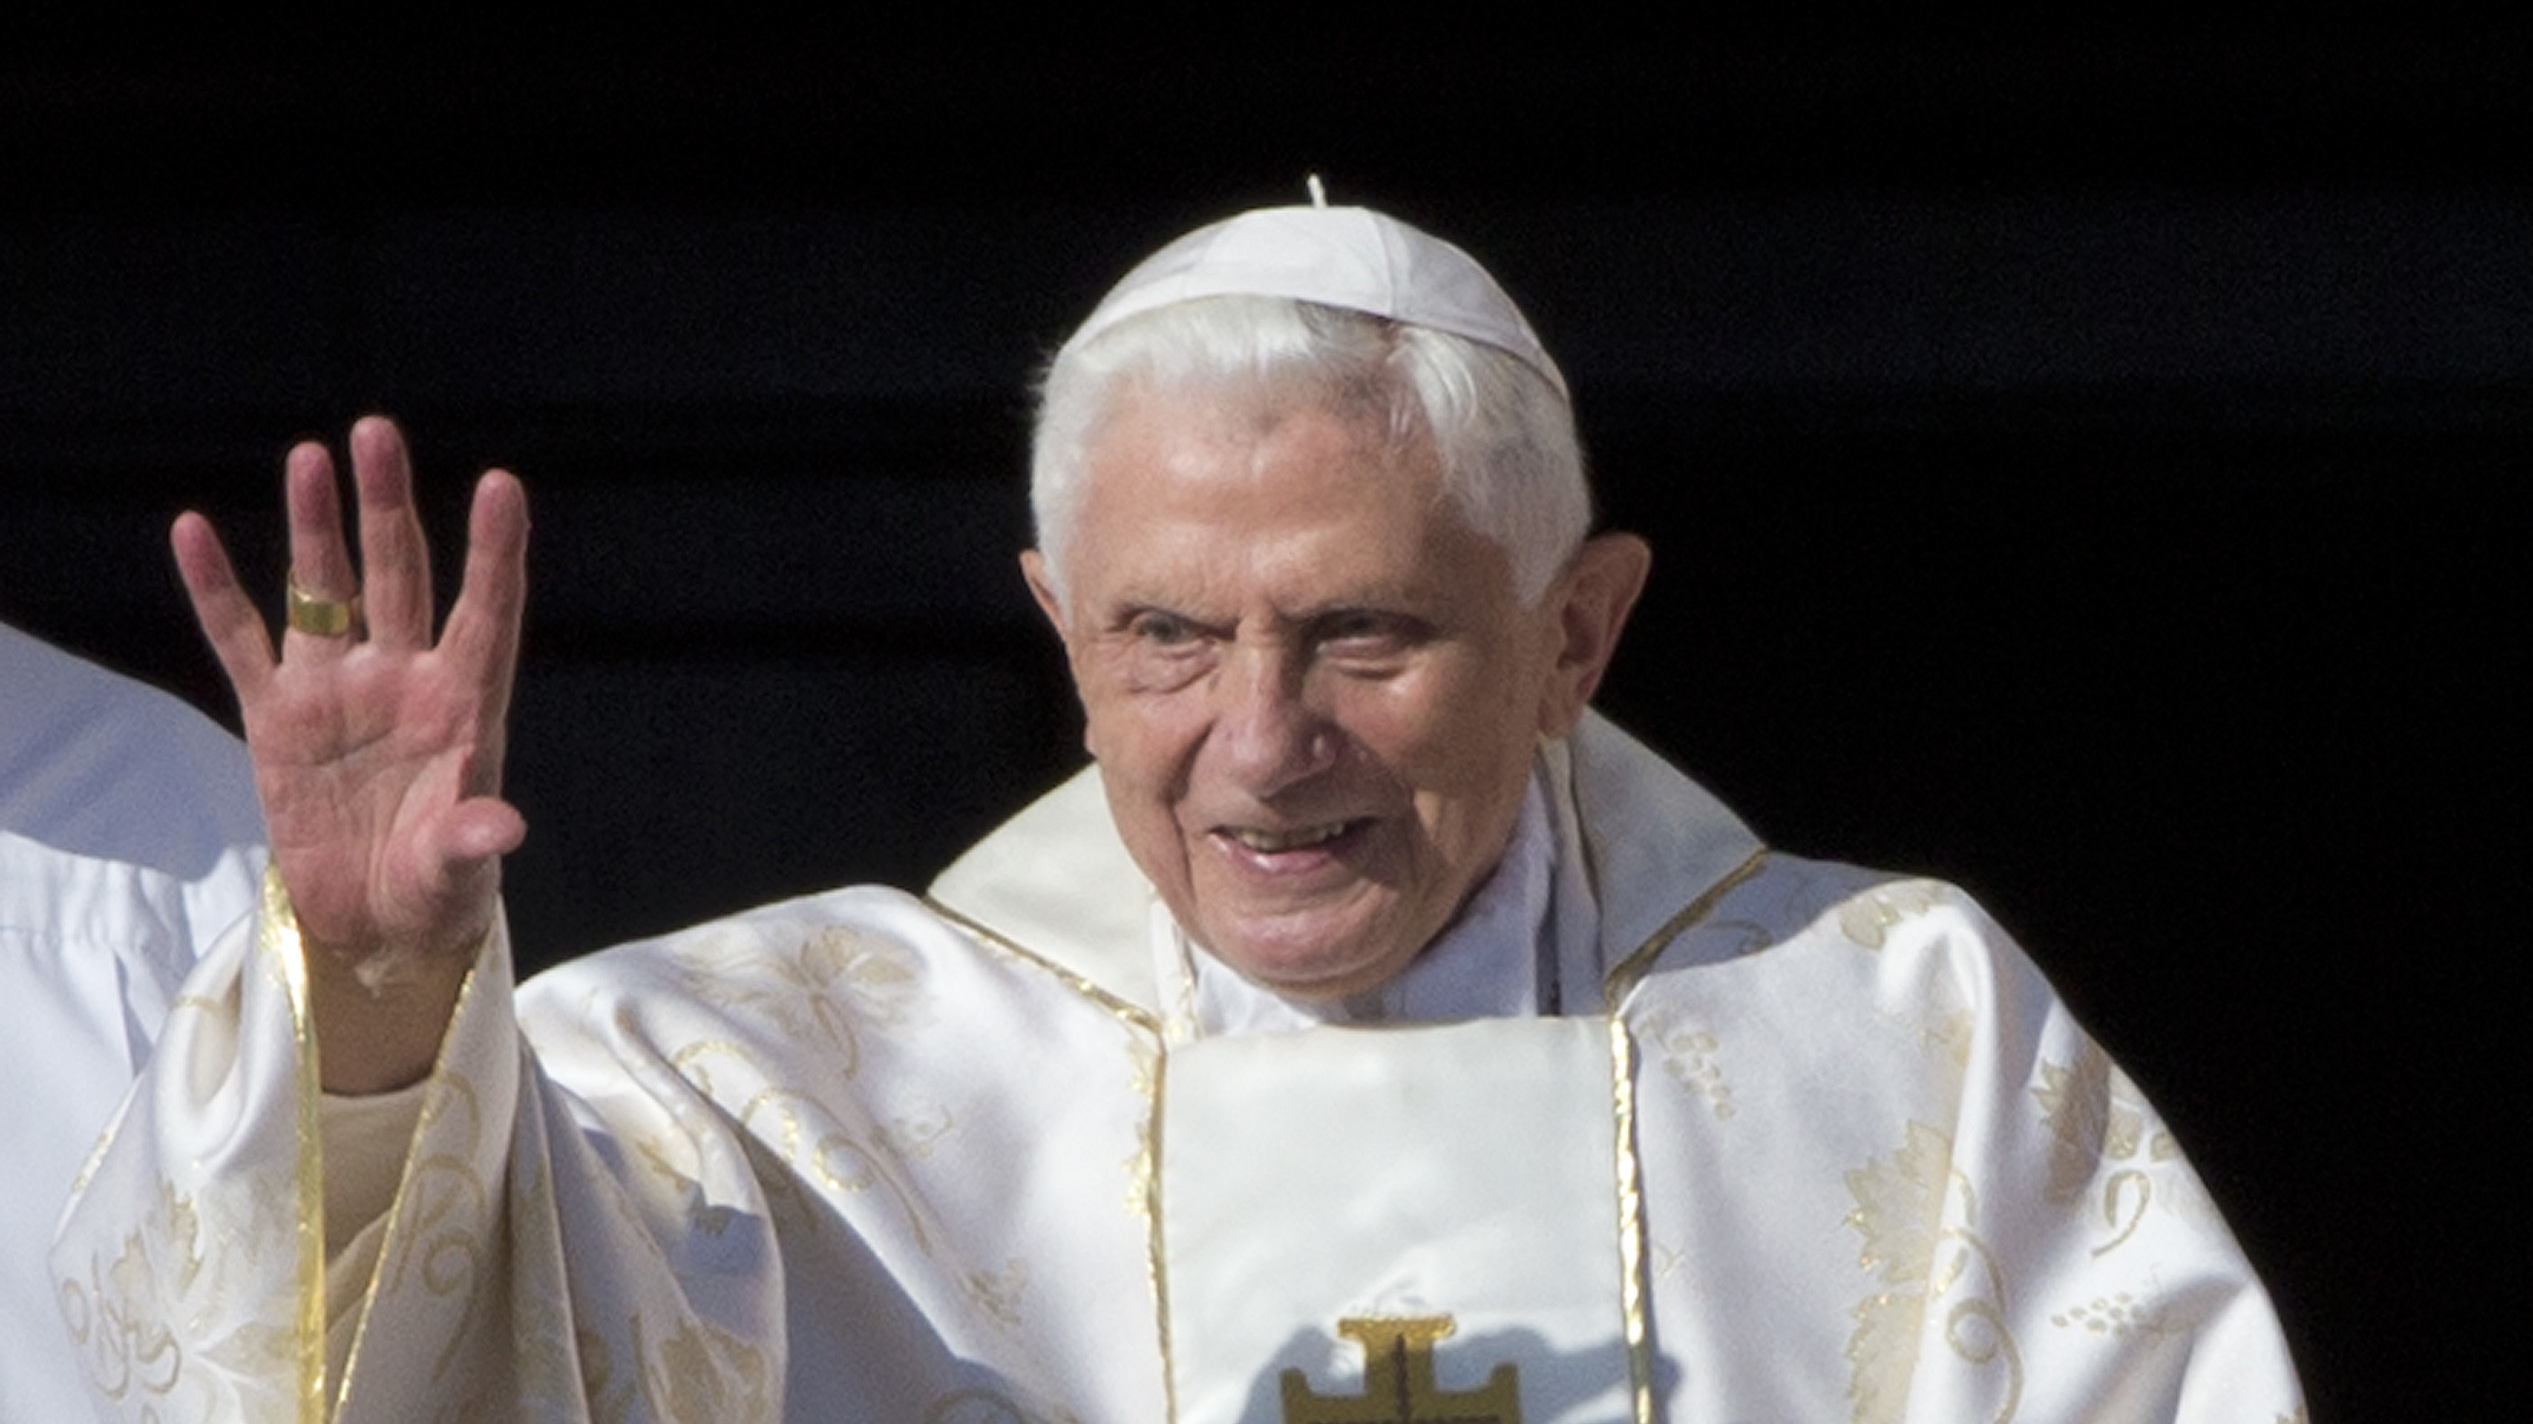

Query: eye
<box><xmin>1109</xmin><ymin>608</ymin><xmax>1218</xmax><ymax>692</ymax></box>
<box><xmin>1313</xmin><ymin>609</ymin><xmax>1425</xmax><ymax>665</ymax></box>
<box><xmin>1129</xmin><ymin>610</ymin><xmax>1200</xmax><ymax>647</ymax></box>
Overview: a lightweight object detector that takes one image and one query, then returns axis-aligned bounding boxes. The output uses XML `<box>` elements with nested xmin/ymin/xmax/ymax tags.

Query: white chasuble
<box><xmin>53</xmin><ymin>713</ymin><xmax>2307</xmax><ymax>1422</ymax></box>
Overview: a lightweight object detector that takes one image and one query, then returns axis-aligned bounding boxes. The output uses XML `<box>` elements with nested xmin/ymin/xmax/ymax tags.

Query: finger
<box><xmin>350</xmin><ymin>415</ymin><xmax>434</xmax><ymax>652</ymax></box>
<box><xmin>442</xmin><ymin>797</ymin><xmax>529</xmax><ymax>863</ymax></box>
<box><xmin>409</xmin><ymin>797</ymin><xmax>525</xmax><ymax>957</ymax></box>
<box><xmin>440</xmin><ymin>469</ymin><xmax>531</xmax><ymax>744</ymax></box>
<box><xmin>171</xmin><ymin>511</ymin><xmax>276</xmax><ymax>705</ymax></box>
<box><xmin>283</xmin><ymin>441</ymin><xmax>360</xmax><ymax>656</ymax></box>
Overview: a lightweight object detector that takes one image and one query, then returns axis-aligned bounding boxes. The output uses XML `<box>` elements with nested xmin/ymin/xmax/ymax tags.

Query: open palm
<box><xmin>174</xmin><ymin>418</ymin><xmax>528</xmax><ymax>1086</ymax></box>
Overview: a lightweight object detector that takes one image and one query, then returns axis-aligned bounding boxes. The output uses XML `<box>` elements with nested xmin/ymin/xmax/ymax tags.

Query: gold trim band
<box><xmin>1610</xmin><ymin>1015</ymin><xmax>1654</xmax><ymax>1424</ymax></box>
<box><xmin>919</xmin><ymin>897</ymin><xmax>1164</xmax><ymax>1036</ymax></box>
<box><xmin>253</xmin><ymin>864</ymin><xmax>331</xmax><ymax>1424</ymax></box>
<box><xmin>1602</xmin><ymin>850</ymin><xmax>1771</xmax><ymax>1009</ymax></box>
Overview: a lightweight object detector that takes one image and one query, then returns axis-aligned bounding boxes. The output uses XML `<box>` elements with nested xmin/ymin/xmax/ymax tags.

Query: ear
<box><xmin>1019</xmin><ymin>549</ymin><xmax>1069</xmax><ymax>639</ymax></box>
<box><xmin>1022</xmin><ymin>548</ymin><xmax>1106</xmax><ymax>759</ymax></box>
<box><xmin>1535</xmin><ymin>533</ymin><xmax>1652</xmax><ymax>738</ymax></box>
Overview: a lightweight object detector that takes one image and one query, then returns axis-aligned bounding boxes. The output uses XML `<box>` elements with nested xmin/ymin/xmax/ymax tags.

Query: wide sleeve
<box><xmin>1858</xmin><ymin>884</ymin><xmax>2307</xmax><ymax>1423</ymax></box>
<box><xmin>47</xmin><ymin>869</ymin><xmax>787</xmax><ymax>1424</ymax></box>
<box><xmin>50</xmin><ymin>866</ymin><xmax>334</xmax><ymax>1424</ymax></box>
<box><xmin>1623</xmin><ymin>861</ymin><xmax>2306</xmax><ymax>1423</ymax></box>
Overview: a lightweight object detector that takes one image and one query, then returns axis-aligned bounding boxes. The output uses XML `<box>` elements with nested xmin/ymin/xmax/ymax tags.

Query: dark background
<box><xmin>5</xmin><ymin>13</ymin><xmax>2523</xmax><ymax>1419</ymax></box>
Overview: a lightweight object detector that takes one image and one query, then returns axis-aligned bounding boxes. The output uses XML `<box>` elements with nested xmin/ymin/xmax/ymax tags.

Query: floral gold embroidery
<box><xmin>2048</xmin><ymin>1291</ymin><xmax>2175</xmax><ymax>1342</ymax></box>
<box><xmin>1844</xmin><ymin>1121</ymin><xmax>2024</xmax><ymax>1424</ymax></box>
<box><xmin>965</xmin><ymin>1258</ymin><xmax>1032</xmax><ymax>1330</ymax></box>
<box><xmin>2032</xmin><ymin>1045</ymin><xmax>2185</xmax><ymax>1256</ymax></box>
<box><xmin>1644</xmin><ymin>1019</ymin><xmax>1735</xmax><ymax>1120</ymax></box>
<box><xmin>1837</xmin><ymin>882</ymin><xmax>1953</xmax><ymax>951</ymax></box>
<box><xmin>362</xmin><ymin>1070</ymin><xmax>499</xmax><ymax>1384</ymax></box>
<box><xmin>663</xmin><ymin>1030</ymin><xmax>947</xmax><ymax>1255</ymax></box>
<box><xmin>1885</xmin><ymin>1008</ymin><xmax>1977</xmax><ymax>1082</ymax></box>
<box><xmin>883</xmin><ymin>1105</ymin><xmax>956</xmax><ymax>1162</ymax></box>
<box><xmin>497</xmin><ymin>1154</ymin><xmax>604</xmax><ymax>1421</ymax></box>
<box><xmin>634</xmin><ymin>1311</ymin><xmax>777</xmax><ymax>1424</ymax></box>
<box><xmin>735</xmin><ymin>1083</ymin><xmax>936</xmax><ymax>1254</ymax></box>
<box><xmin>59</xmin><ymin>1172</ymin><xmax>304</xmax><ymax>1421</ymax></box>
<box><xmin>677</xmin><ymin>925</ymin><xmax>928</xmax><ymax>1076</ymax></box>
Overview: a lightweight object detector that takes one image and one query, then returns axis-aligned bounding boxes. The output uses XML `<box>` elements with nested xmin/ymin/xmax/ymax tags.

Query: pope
<box><xmin>54</xmin><ymin>200</ymin><xmax>2303</xmax><ymax>1423</ymax></box>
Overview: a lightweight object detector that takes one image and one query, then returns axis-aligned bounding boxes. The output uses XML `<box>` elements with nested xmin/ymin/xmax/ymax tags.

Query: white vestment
<box><xmin>3</xmin><ymin>623</ymin><xmax>267</xmax><ymax>1424</ymax></box>
<box><xmin>52</xmin><ymin>713</ymin><xmax>2303</xmax><ymax>1423</ymax></box>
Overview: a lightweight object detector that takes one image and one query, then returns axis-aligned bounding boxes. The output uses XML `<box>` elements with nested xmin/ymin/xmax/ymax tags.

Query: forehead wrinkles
<box><xmin>1090</xmin><ymin>387</ymin><xmax>1453</xmax><ymax>562</ymax></box>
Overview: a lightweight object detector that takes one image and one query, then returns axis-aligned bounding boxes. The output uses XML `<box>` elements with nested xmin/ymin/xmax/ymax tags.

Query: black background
<box><xmin>5</xmin><ymin>12</ymin><xmax>2524</xmax><ymax>1419</ymax></box>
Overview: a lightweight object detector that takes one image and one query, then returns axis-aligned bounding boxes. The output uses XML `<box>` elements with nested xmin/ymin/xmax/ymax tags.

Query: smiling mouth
<box><xmin>1222</xmin><ymin>821</ymin><xmax>1362</xmax><ymax>854</ymax></box>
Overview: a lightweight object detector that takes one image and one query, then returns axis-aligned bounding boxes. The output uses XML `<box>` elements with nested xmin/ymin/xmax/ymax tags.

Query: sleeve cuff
<box><xmin>319</xmin><ymin>1077</ymin><xmax>429</xmax><ymax>1256</ymax></box>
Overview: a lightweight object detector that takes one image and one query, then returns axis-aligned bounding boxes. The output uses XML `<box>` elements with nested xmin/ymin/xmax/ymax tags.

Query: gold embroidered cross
<box><xmin>1280</xmin><ymin>1316</ymin><xmax>1522</xmax><ymax>1424</ymax></box>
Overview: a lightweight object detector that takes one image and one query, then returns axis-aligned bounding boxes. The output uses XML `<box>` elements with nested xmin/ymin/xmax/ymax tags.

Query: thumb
<box><xmin>442</xmin><ymin>798</ymin><xmax>528</xmax><ymax>863</ymax></box>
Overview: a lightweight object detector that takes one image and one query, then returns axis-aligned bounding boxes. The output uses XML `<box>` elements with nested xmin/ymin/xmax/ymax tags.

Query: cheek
<box><xmin>1069</xmin><ymin>649</ymin><xmax>1148</xmax><ymax>767</ymax></box>
<box><xmin>1373</xmin><ymin>662</ymin><xmax>1541</xmax><ymax>786</ymax></box>
<box><xmin>1370</xmin><ymin>678</ymin><xmax>1544</xmax><ymax>858</ymax></box>
<box><xmin>1080</xmin><ymin>689</ymin><xmax>1201</xmax><ymax>804</ymax></box>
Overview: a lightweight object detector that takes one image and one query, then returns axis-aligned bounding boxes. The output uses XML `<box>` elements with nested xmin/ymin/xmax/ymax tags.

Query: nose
<box><xmin>1213</xmin><ymin>644</ymin><xmax>1335</xmax><ymax>796</ymax></box>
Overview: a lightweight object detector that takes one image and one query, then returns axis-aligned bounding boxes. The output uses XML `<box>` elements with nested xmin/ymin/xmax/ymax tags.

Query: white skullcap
<box><xmin>1057</xmin><ymin>204</ymin><xmax>1568</xmax><ymax>401</ymax></box>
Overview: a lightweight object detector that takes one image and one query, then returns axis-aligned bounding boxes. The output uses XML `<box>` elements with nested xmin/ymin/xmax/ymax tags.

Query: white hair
<box><xmin>1030</xmin><ymin>295</ymin><xmax>1590</xmax><ymax>610</ymax></box>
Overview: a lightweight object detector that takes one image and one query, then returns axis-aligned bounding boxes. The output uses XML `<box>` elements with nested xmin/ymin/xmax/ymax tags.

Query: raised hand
<box><xmin>174</xmin><ymin>417</ymin><xmax>529</xmax><ymax>1091</ymax></box>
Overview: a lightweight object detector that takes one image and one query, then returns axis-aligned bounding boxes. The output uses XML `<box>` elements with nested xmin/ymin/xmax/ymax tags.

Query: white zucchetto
<box><xmin>1058</xmin><ymin>204</ymin><xmax>1568</xmax><ymax>400</ymax></box>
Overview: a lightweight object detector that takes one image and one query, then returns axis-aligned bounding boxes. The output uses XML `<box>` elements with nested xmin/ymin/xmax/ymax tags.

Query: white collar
<box><xmin>925</xmin><ymin>712</ymin><xmax>1767</xmax><ymax>1021</ymax></box>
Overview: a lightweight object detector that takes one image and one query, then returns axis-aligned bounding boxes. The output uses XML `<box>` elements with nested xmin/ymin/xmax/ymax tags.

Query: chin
<box><xmin>1206</xmin><ymin>918</ymin><xmax>1421</xmax><ymax>1001</ymax></box>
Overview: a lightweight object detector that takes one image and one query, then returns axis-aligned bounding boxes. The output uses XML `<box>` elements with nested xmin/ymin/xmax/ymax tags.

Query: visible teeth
<box><xmin>1229</xmin><ymin>823</ymin><xmax>1349</xmax><ymax>853</ymax></box>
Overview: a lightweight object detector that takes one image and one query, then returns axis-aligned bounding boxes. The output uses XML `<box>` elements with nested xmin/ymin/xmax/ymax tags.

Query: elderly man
<box><xmin>54</xmin><ymin>203</ymin><xmax>2301</xmax><ymax>1423</ymax></box>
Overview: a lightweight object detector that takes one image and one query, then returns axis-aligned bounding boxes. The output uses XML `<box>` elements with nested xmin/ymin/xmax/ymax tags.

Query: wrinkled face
<box><xmin>1027</xmin><ymin>383</ymin><xmax>1585</xmax><ymax>999</ymax></box>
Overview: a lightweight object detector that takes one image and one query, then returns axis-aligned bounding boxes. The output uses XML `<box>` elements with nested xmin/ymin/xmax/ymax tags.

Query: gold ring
<box><xmin>286</xmin><ymin>574</ymin><xmax>361</xmax><ymax>637</ymax></box>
